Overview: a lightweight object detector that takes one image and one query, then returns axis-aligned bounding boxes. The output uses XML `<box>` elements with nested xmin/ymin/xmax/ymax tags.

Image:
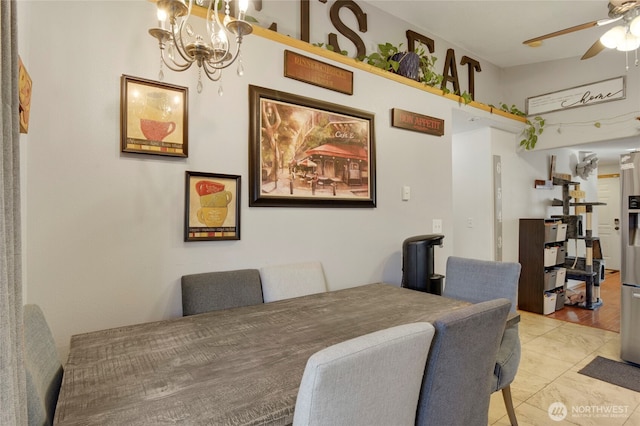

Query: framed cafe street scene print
<box><xmin>249</xmin><ymin>85</ymin><xmax>376</xmax><ymax>208</ymax></box>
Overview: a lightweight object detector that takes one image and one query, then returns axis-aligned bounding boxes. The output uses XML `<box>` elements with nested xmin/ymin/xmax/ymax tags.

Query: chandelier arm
<box><xmin>159</xmin><ymin>47</ymin><xmax>193</xmax><ymax>72</ymax></box>
<box><xmin>206</xmin><ymin>0</ymin><xmax>220</xmax><ymax>40</ymax></box>
<box><xmin>205</xmin><ymin>38</ymin><xmax>242</xmax><ymax>69</ymax></box>
<box><xmin>200</xmin><ymin>63</ymin><xmax>223</xmax><ymax>82</ymax></box>
<box><xmin>170</xmin><ymin>21</ymin><xmax>196</xmax><ymax>65</ymax></box>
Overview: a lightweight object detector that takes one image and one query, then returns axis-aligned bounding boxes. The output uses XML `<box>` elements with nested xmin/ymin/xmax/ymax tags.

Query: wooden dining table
<box><xmin>53</xmin><ymin>283</ymin><xmax>517</xmax><ymax>426</ymax></box>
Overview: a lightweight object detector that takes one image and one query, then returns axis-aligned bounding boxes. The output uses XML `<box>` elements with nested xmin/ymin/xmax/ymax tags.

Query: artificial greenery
<box><xmin>314</xmin><ymin>41</ymin><xmax>543</xmax><ymax>147</ymax></box>
<box><xmin>457</xmin><ymin>91</ymin><xmax>473</xmax><ymax>105</ymax></box>
<box><xmin>493</xmin><ymin>103</ymin><xmax>524</xmax><ymax>117</ymax></box>
<box><xmin>359</xmin><ymin>42</ymin><xmax>407</xmax><ymax>73</ymax></box>
<box><xmin>418</xmin><ymin>53</ymin><xmax>442</xmax><ymax>87</ymax></box>
<box><xmin>312</xmin><ymin>42</ymin><xmax>348</xmax><ymax>56</ymax></box>
<box><xmin>520</xmin><ymin>116</ymin><xmax>545</xmax><ymax>150</ymax></box>
<box><xmin>491</xmin><ymin>102</ymin><xmax>545</xmax><ymax>150</ymax></box>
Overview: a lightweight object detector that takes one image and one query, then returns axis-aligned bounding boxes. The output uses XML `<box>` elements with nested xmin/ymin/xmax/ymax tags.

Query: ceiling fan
<box><xmin>523</xmin><ymin>1</ymin><xmax>640</xmax><ymax>60</ymax></box>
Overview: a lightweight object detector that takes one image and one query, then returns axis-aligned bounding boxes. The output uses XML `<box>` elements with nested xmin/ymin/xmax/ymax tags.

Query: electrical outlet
<box><xmin>432</xmin><ymin>219</ymin><xmax>443</xmax><ymax>233</ymax></box>
<box><xmin>467</xmin><ymin>217</ymin><xmax>474</xmax><ymax>228</ymax></box>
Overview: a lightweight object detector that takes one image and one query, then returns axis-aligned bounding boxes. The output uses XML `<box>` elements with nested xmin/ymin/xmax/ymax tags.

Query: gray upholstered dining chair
<box><xmin>181</xmin><ymin>269</ymin><xmax>264</xmax><ymax>316</ymax></box>
<box><xmin>24</xmin><ymin>304</ymin><xmax>63</xmax><ymax>426</ymax></box>
<box><xmin>259</xmin><ymin>261</ymin><xmax>327</xmax><ymax>303</ymax></box>
<box><xmin>293</xmin><ymin>322</ymin><xmax>436</xmax><ymax>426</ymax></box>
<box><xmin>416</xmin><ymin>298</ymin><xmax>511</xmax><ymax>426</ymax></box>
<box><xmin>442</xmin><ymin>256</ymin><xmax>522</xmax><ymax>426</ymax></box>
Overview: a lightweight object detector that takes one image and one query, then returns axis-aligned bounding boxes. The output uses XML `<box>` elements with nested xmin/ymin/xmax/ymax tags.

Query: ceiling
<box><xmin>370</xmin><ymin>0</ymin><xmax>640</xmax><ymax>165</ymax></box>
<box><xmin>370</xmin><ymin>0</ymin><xmax>617</xmax><ymax>68</ymax></box>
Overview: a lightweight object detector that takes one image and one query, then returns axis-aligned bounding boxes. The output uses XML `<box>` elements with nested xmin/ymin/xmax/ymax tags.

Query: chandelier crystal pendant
<box><xmin>149</xmin><ymin>0</ymin><xmax>253</xmax><ymax>93</ymax></box>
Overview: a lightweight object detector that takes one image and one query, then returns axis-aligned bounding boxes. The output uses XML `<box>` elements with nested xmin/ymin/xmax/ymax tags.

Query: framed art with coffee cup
<box><xmin>120</xmin><ymin>75</ymin><xmax>188</xmax><ymax>157</ymax></box>
<box><xmin>185</xmin><ymin>171</ymin><xmax>240</xmax><ymax>241</ymax></box>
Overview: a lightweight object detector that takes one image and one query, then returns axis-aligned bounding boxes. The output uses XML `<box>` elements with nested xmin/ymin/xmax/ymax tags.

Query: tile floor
<box><xmin>488</xmin><ymin>311</ymin><xmax>640</xmax><ymax>425</ymax></box>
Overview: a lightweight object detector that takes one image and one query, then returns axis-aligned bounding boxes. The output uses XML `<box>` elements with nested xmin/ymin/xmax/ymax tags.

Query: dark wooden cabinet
<box><xmin>518</xmin><ymin>218</ymin><xmax>567</xmax><ymax>314</ymax></box>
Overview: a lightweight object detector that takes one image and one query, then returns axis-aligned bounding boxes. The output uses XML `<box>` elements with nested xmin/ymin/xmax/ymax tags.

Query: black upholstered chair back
<box><xmin>181</xmin><ymin>269</ymin><xmax>264</xmax><ymax>316</ymax></box>
<box><xmin>416</xmin><ymin>298</ymin><xmax>510</xmax><ymax>426</ymax></box>
<box><xmin>443</xmin><ymin>256</ymin><xmax>522</xmax><ymax>425</ymax></box>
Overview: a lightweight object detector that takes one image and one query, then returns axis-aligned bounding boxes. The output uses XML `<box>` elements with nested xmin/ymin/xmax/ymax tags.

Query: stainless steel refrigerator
<box><xmin>621</xmin><ymin>151</ymin><xmax>640</xmax><ymax>365</ymax></box>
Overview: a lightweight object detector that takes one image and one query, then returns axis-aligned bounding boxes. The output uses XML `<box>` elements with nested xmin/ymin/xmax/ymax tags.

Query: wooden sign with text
<box><xmin>284</xmin><ymin>50</ymin><xmax>353</xmax><ymax>95</ymax></box>
<box><xmin>526</xmin><ymin>76</ymin><xmax>625</xmax><ymax>115</ymax></box>
<box><xmin>391</xmin><ymin>108</ymin><xmax>444</xmax><ymax>136</ymax></box>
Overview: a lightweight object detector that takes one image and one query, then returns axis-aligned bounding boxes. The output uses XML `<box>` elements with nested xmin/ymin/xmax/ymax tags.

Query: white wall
<box><xmin>502</xmin><ymin>53</ymin><xmax>640</xmax><ymax>150</ymax></box>
<box><xmin>599</xmin><ymin>163</ymin><xmax>621</xmax><ymax>175</ymax></box>
<box><xmin>23</xmin><ymin>0</ymin><xmax>498</xmax><ymax>358</ymax></box>
<box><xmin>17</xmin><ymin>0</ymin><xmax>616</xmax><ymax>361</ymax></box>
<box><xmin>258</xmin><ymin>0</ymin><xmax>505</xmax><ymax>105</ymax></box>
<box><xmin>451</xmin><ymin>125</ymin><xmax>601</xmax><ymax>263</ymax></box>
<box><xmin>452</xmin><ymin>127</ymin><xmax>494</xmax><ymax>260</ymax></box>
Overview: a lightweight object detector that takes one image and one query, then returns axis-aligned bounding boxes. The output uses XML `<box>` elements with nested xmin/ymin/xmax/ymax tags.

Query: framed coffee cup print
<box><xmin>185</xmin><ymin>171</ymin><xmax>240</xmax><ymax>241</ymax></box>
<box><xmin>121</xmin><ymin>75</ymin><xmax>188</xmax><ymax>157</ymax></box>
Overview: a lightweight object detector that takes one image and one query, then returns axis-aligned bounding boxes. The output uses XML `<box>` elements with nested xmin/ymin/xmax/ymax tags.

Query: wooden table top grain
<box><xmin>53</xmin><ymin>283</ymin><xmax>477</xmax><ymax>425</ymax></box>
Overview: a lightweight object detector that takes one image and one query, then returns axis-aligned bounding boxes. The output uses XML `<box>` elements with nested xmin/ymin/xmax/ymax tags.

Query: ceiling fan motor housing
<box><xmin>609</xmin><ymin>1</ymin><xmax>640</xmax><ymax>18</ymax></box>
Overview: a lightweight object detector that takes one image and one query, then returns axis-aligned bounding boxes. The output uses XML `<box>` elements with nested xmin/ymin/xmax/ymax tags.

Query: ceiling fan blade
<box><xmin>581</xmin><ymin>39</ymin><xmax>606</xmax><ymax>60</ymax></box>
<box><xmin>523</xmin><ymin>20</ymin><xmax>599</xmax><ymax>45</ymax></box>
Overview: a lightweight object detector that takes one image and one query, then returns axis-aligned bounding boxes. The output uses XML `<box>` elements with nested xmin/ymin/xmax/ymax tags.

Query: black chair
<box><xmin>416</xmin><ymin>299</ymin><xmax>511</xmax><ymax>426</ymax></box>
<box><xmin>181</xmin><ymin>269</ymin><xmax>264</xmax><ymax>316</ymax></box>
<box><xmin>442</xmin><ymin>256</ymin><xmax>522</xmax><ymax>425</ymax></box>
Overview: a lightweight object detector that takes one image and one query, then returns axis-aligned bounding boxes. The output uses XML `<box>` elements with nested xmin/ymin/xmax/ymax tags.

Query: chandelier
<box><xmin>149</xmin><ymin>0</ymin><xmax>253</xmax><ymax>93</ymax></box>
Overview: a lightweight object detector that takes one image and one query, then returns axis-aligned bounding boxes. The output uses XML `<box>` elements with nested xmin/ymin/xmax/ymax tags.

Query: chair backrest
<box><xmin>259</xmin><ymin>261</ymin><xmax>327</xmax><ymax>303</ymax></box>
<box><xmin>293</xmin><ymin>322</ymin><xmax>436</xmax><ymax>426</ymax></box>
<box><xmin>444</xmin><ymin>256</ymin><xmax>522</xmax><ymax>395</ymax></box>
<box><xmin>444</xmin><ymin>256</ymin><xmax>521</xmax><ymax>312</ymax></box>
<box><xmin>24</xmin><ymin>304</ymin><xmax>63</xmax><ymax>426</ymax></box>
<box><xmin>416</xmin><ymin>298</ymin><xmax>511</xmax><ymax>426</ymax></box>
<box><xmin>181</xmin><ymin>269</ymin><xmax>264</xmax><ymax>316</ymax></box>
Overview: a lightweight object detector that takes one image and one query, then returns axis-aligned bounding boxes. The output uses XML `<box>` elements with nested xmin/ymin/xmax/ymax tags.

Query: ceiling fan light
<box><xmin>600</xmin><ymin>25</ymin><xmax>626</xmax><ymax>49</ymax></box>
<box><xmin>631</xmin><ymin>15</ymin><xmax>640</xmax><ymax>37</ymax></box>
<box><xmin>617</xmin><ymin>33</ymin><xmax>640</xmax><ymax>51</ymax></box>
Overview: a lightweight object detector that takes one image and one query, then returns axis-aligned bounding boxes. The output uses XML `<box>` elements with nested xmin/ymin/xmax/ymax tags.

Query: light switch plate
<box><xmin>402</xmin><ymin>186</ymin><xmax>410</xmax><ymax>201</ymax></box>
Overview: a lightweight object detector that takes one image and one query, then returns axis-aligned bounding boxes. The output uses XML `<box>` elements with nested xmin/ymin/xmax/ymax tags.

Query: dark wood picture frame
<box><xmin>121</xmin><ymin>75</ymin><xmax>188</xmax><ymax>157</ymax></box>
<box><xmin>185</xmin><ymin>171</ymin><xmax>241</xmax><ymax>241</ymax></box>
<box><xmin>249</xmin><ymin>85</ymin><xmax>376</xmax><ymax>208</ymax></box>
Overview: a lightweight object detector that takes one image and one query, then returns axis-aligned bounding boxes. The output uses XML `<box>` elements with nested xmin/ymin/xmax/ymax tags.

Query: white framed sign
<box><xmin>526</xmin><ymin>76</ymin><xmax>625</xmax><ymax>115</ymax></box>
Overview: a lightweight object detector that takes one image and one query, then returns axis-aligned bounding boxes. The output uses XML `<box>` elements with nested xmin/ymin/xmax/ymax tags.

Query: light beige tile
<box><xmin>510</xmin><ymin>367</ymin><xmax>557</xmax><ymax>401</ymax></box>
<box><xmin>518</xmin><ymin>346</ymin><xmax>574</xmax><ymax>380</ymax></box>
<box><xmin>491</xmin><ymin>401</ymin><xmax>581</xmax><ymax>425</ymax></box>
<box><xmin>519</xmin><ymin>329</ymin><xmax>540</xmax><ymax>345</ymax></box>
<box><xmin>595</xmin><ymin>336</ymin><xmax>624</xmax><ymax>361</ymax></box>
<box><xmin>543</xmin><ymin>324</ymin><xmax>610</xmax><ymax>351</ymax></box>
<box><xmin>556</xmin><ymin>321</ymin><xmax>620</xmax><ymax>342</ymax></box>
<box><xmin>523</xmin><ymin>332</ymin><xmax>605</xmax><ymax>364</ymax></box>
<box><xmin>517</xmin><ymin>311</ymin><xmax>565</xmax><ymax>337</ymax></box>
<box><xmin>489</xmin><ymin>390</ymin><xmax>521</xmax><ymax>425</ymax></box>
<box><xmin>525</xmin><ymin>368</ymin><xmax>640</xmax><ymax>426</ymax></box>
<box><xmin>500</xmin><ymin>311</ymin><xmax>639</xmax><ymax>426</ymax></box>
<box><xmin>624</xmin><ymin>405</ymin><xmax>640</xmax><ymax>426</ymax></box>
